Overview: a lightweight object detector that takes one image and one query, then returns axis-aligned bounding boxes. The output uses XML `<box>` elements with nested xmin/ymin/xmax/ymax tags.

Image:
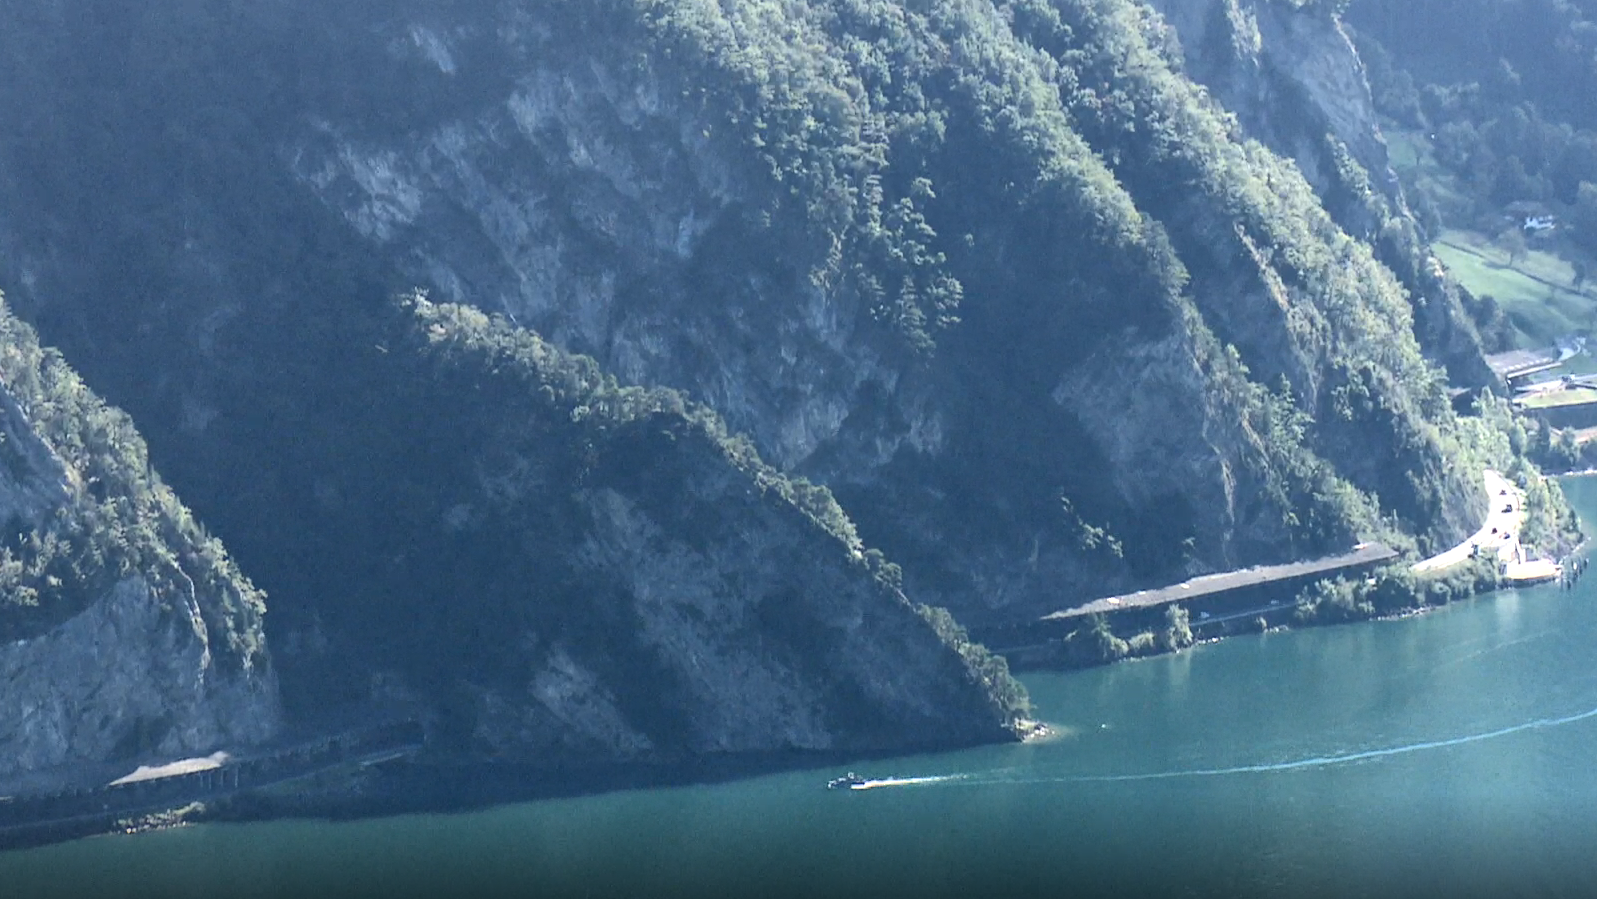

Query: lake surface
<box><xmin>11</xmin><ymin>479</ymin><xmax>1597</xmax><ymax>899</ymax></box>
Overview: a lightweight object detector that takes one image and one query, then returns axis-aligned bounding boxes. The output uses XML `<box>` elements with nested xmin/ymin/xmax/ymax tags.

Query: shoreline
<box><xmin>1538</xmin><ymin>466</ymin><xmax>1597</xmax><ymax>479</ymax></box>
<box><xmin>7</xmin><ymin>480</ymin><xmax>1591</xmax><ymax>854</ymax></box>
<box><xmin>1054</xmin><ymin>558</ymin><xmax>1582</xmax><ymax>668</ymax></box>
<box><xmin>1003</xmin><ymin>468</ymin><xmax>1589</xmax><ymax>673</ymax></box>
<box><xmin>1013</xmin><ymin>559</ymin><xmax>1576</xmax><ymax>672</ymax></box>
<box><xmin>2</xmin><ymin>560</ymin><xmax>1579</xmax><ymax>854</ymax></box>
<box><xmin>0</xmin><ymin>723</ymin><xmax>1036</xmax><ymax>854</ymax></box>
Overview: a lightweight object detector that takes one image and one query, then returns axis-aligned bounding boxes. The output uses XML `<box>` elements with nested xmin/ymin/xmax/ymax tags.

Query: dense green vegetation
<box><xmin>409</xmin><ymin>291</ymin><xmax>1029</xmax><ymax>731</ymax></box>
<box><xmin>1019</xmin><ymin>0</ymin><xmax>1485</xmax><ymax>547</ymax></box>
<box><xmin>1053</xmin><ymin>552</ymin><xmax>1514</xmax><ymax>669</ymax></box>
<box><xmin>1345</xmin><ymin>8</ymin><xmax>1597</xmax><ymax>426</ymax></box>
<box><xmin>1059</xmin><ymin>603</ymin><xmax>1195</xmax><ymax>666</ymax></box>
<box><xmin>1352</xmin><ymin>0</ymin><xmax>1597</xmax><ymax>298</ymax></box>
<box><xmin>1454</xmin><ymin>394</ymin><xmax>1583</xmax><ymax>550</ymax></box>
<box><xmin>1354</xmin><ymin>0</ymin><xmax>1597</xmax><ymax>206</ymax></box>
<box><xmin>214</xmin><ymin>288</ymin><xmax>1029</xmax><ymax>734</ymax></box>
<box><xmin>605</xmin><ymin>0</ymin><xmax>1520</xmax><ymax>580</ymax></box>
<box><xmin>0</xmin><ymin>291</ymin><xmax>266</xmax><ymax>665</ymax></box>
<box><xmin>0</xmin><ymin>0</ymin><xmax>1576</xmax><ymax>712</ymax></box>
<box><xmin>1292</xmin><ymin>556</ymin><xmax>1503</xmax><ymax>624</ymax></box>
<box><xmin>1348</xmin><ymin>0</ymin><xmax>1597</xmax><ymax>516</ymax></box>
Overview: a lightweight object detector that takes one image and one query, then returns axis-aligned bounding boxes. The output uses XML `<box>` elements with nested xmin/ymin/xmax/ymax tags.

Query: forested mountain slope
<box><xmin>1349</xmin><ymin>0</ymin><xmax>1597</xmax><ymax>249</ymax></box>
<box><xmin>1145</xmin><ymin>0</ymin><xmax>1494</xmax><ymax>384</ymax></box>
<box><xmin>0</xmin><ymin>294</ymin><xmax>276</xmax><ymax>786</ymax></box>
<box><xmin>0</xmin><ymin>0</ymin><xmax>1560</xmax><ymax>752</ymax></box>
<box><xmin>256</xmin><ymin>291</ymin><xmax>1029</xmax><ymax>757</ymax></box>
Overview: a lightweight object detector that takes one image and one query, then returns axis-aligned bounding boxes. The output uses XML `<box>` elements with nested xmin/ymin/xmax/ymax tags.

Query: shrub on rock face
<box><xmin>1161</xmin><ymin>605</ymin><xmax>1193</xmax><ymax>652</ymax></box>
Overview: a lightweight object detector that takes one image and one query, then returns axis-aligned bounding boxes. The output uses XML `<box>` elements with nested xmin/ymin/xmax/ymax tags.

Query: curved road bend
<box><xmin>1412</xmin><ymin>470</ymin><xmax>1525</xmax><ymax>575</ymax></box>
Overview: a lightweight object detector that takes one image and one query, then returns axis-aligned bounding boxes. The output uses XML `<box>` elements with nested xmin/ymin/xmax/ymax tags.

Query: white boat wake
<box><xmin>848</xmin><ymin>775</ymin><xmax>965</xmax><ymax>790</ymax></box>
<box><xmin>845</xmin><ymin>703</ymin><xmax>1597</xmax><ymax>790</ymax></box>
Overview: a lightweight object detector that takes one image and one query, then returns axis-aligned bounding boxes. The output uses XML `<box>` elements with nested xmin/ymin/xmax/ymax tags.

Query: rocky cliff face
<box><xmin>1142</xmin><ymin>0</ymin><xmax>1493</xmax><ymax>387</ymax></box>
<box><xmin>282</xmin><ymin>13</ymin><xmax>890</xmax><ymax>476</ymax></box>
<box><xmin>257</xmin><ymin>0</ymin><xmax>1488</xmax><ymax>616</ymax></box>
<box><xmin>0</xmin><ymin>577</ymin><xmax>274</xmax><ymax>785</ymax></box>
<box><xmin>1144</xmin><ymin>0</ymin><xmax>1390</xmax><ymax>196</ymax></box>
<box><xmin>0</xmin><ymin>297</ymin><xmax>276</xmax><ymax>787</ymax></box>
<box><xmin>0</xmin><ymin>0</ymin><xmax>1543</xmax><ymax>761</ymax></box>
<box><xmin>0</xmin><ymin>277</ymin><xmax>1026</xmax><ymax>785</ymax></box>
<box><xmin>271</xmin><ymin>296</ymin><xmax>1025</xmax><ymax>759</ymax></box>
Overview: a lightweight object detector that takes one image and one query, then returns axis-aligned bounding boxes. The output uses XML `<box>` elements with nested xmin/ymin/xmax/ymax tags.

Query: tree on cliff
<box><xmin>1496</xmin><ymin>225</ymin><xmax>1529</xmax><ymax>266</ymax></box>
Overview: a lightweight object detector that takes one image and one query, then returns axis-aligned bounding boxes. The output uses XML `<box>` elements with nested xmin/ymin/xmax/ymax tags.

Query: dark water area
<box><xmin>12</xmin><ymin>479</ymin><xmax>1597</xmax><ymax>899</ymax></box>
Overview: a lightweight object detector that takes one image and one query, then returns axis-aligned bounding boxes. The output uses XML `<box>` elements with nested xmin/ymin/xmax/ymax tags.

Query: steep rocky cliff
<box><xmin>267</xmin><ymin>294</ymin><xmax>1026</xmax><ymax>758</ymax></box>
<box><xmin>1144</xmin><ymin>0</ymin><xmax>1391</xmax><ymax>198</ymax></box>
<box><xmin>260</xmin><ymin>0</ymin><xmax>1497</xmax><ymax>613</ymax></box>
<box><xmin>0</xmin><ymin>0</ymin><xmax>1555</xmax><ymax>747</ymax></box>
<box><xmin>0</xmin><ymin>295</ymin><xmax>276</xmax><ymax>787</ymax></box>
<box><xmin>0</xmin><ymin>277</ymin><xmax>1026</xmax><ymax>784</ymax></box>
<box><xmin>1141</xmin><ymin>0</ymin><xmax>1494</xmax><ymax>386</ymax></box>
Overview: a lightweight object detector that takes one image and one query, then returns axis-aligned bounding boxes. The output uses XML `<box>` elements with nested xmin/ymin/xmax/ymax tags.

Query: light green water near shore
<box><xmin>11</xmin><ymin>480</ymin><xmax>1597</xmax><ymax>899</ymax></box>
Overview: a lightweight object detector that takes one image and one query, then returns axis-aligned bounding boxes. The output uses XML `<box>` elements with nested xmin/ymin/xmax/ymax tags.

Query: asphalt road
<box><xmin>1411</xmin><ymin>470</ymin><xmax>1525</xmax><ymax>574</ymax></box>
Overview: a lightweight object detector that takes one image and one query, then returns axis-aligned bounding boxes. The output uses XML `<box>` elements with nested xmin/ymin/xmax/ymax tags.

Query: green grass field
<box><xmin>1439</xmin><ymin>228</ymin><xmax>1577</xmax><ymax>285</ymax></box>
<box><xmin>1386</xmin><ymin>123</ymin><xmax>1597</xmax><ymax>349</ymax></box>
<box><xmin>1432</xmin><ymin>229</ymin><xmax>1594</xmax><ymax>347</ymax></box>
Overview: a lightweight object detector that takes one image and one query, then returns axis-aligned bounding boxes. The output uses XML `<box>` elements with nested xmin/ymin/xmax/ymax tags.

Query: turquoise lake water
<box><xmin>11</xmin><ymin>479</ymin><xmax>1597</xmax><ymax>899</ymax></box>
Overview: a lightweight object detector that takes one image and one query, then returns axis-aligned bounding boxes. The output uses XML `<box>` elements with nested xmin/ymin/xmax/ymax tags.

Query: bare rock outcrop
<box><xmin>0</xmin><ymin>296</ymin><xmax>276</xmax><ymax>787</ymax></box>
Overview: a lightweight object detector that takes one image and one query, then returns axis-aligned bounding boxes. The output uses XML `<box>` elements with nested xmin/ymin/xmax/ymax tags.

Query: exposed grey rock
<box><xmin>0</xmin><ymin>0</ymin><xmax>1525</xmax><ymax>736</ymax></box>
<box><xmin>1144</xmin><ymin>0</ymin><xmax>1493</xmax><ymax>387</ymax></box>
<box><xmin>360</xmin><ymin>299</ymin><xmax>1025</xmax><ymax>761</ymax></box>
<box><xmin>0</xmin><ymin>576</ymin><xmax>276</xmax><ymax>784</ymax></box>
<box><xmin>1144</xmin><ymin>0</ymin><xmax>1393</xmax><ymax>199</ymax></box>
<box><xmin>0</xmin><ymin>297</ymin><xmax>278</xmax><ymax>786</ymax></box>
